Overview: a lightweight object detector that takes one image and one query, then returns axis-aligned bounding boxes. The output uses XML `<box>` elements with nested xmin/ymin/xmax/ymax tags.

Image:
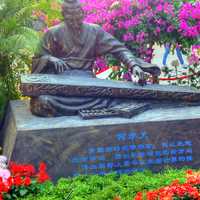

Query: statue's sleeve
<box><xmin>95</xmin><ymin>27</ymin><xmax>160</xmax><ymax>76</ymax></box>
<box><xmin>32</xmin><ymin>31</ymin><xmax>54</xmax><ymax>73</ymax></box>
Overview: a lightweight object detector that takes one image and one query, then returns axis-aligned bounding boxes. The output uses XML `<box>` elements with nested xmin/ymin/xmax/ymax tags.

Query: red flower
<box><xmin>0</xmin><ymin>177</ymin><xmax>11</xmax><ymax>193</ymax></box>
<box><xmin>24</xmin><ymin>176</ymin><xmax>31</xmax><ymax>186</ymax></box>
<box><xmin>7</xmin><ymin>177</ymin><xmax>13</xmax><ymax>188</ymax></box>
<box><xmin>39</xmin><ymin>162</ymin><xmax>47</xmax><ymax>172</ymax></box>
<box><xmin>186</xmin><ymin>169</ymin><xmax>193</xmax><ymax>175</ymax></box>
<box><xmin>186</xmin><ymin>172</ymin><xmax>200</xmax><ymax>185</ymax></box>
<box><xmin>9</xmin><ymin>162</ymin><xmax>22</xmax><ymax>175</ymax></box>
<box><xmin>146</xmin><ymin>191</ymin><xmax>158</xmax><ymax>200</ymax></box>
<box><xmin>2</xmin><ymin>184</ymin><xmax>10</xmax><ymax>193</ymax></box>
<box><xmin>23</xmin><ymin>165</ymin><xmax>36</xmax><ymax>176</ymax></box>
<box><xmin>13</xmin><ymin>176</ymin><xmax>23</xmax><ymax>186</ymax></box>
<box><xmin>37</xmin><ymin>171</ymin><xmax>50</xmax><ymax>183</ymax></box>
<box><xmin>37</xmin><ymin>162</ymin><xmax>50</xmax><ymax>183</ymax></box>
<box><xmin>134</xmin><ymin>192</ymin><xmax>143</xmax><ymax>200</ymax></box>
<box><xmin>9</xmin><ymin>162</ymin><xmax>36</xmax><ymax>177</ymax></box>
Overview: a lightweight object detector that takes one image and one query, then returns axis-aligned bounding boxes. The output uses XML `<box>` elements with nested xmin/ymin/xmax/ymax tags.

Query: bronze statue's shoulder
<box><xmin>82</xmin><ymin>22</ymin><xmax>101</xmax><ymax>31</ymax></box>
<box><xmin>82</xmin><ymin>22</ymin><xmax>103</xmax><ymax>37</ymax></box>
<box><xmin>46</xmin><ymin>23</ymin><xmax>65</xmax><ymax>35</ymax></box>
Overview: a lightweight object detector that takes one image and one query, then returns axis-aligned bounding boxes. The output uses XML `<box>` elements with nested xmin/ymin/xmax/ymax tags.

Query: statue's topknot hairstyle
<box><xmin>62</xmin><ymin>0</ymin><xmax>82</xmax><ymax>10</ymax></box>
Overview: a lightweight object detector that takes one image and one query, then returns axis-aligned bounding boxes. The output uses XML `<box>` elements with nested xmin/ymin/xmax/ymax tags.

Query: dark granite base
<box><xmin>2</xmin><ymin>100</ymin><xmax>200</xmax><ymax>180</ymax></box>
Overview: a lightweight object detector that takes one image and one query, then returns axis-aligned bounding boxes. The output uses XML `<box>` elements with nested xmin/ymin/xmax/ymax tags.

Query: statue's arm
<box><xmin>32</xmin><ymin>31</ymin><xmax>68</xmax><ymax>74</ymax></box>
<box><xmin>32</xmin><ymin>31</ymin><xmax>54</xmax><ymax>73</ymax></box>
<box><xmin>95</xmin><ymin>27</ymin><xmax>160</xmax><ymax>77</ymax></box>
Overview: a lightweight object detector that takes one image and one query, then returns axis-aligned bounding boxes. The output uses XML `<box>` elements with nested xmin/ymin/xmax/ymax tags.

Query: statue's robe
<box><xmin>31</xmin><ymin>22</ymin><xmax>160</xmax><ymax>117</ymax></box>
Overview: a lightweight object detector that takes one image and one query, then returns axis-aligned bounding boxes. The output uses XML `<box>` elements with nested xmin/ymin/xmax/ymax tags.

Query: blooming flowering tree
<box><xmin>80</xmin><ymin>0</ymin><xmax>199</xmax><ymax>62</ymax></box>
<box><xmin>178</xmin><ymin>2</ymin><xmax>200</xmax><ymax>38</ymax></box>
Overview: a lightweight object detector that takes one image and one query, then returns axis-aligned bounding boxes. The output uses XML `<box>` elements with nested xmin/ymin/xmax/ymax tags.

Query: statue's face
<box><xmin>62</xmin><ymin>7</ymin><xmax>84</xmax><ymax>30</ymax></box>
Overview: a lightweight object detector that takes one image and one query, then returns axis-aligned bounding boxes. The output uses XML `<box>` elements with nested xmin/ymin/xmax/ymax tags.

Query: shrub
<box><xmin>17</xmin><ymin>168</ymin><xmax>187</xmax><ymax>200</ymax></box>
<box><xmin>0</xmin><ymin>0</ymin><xmax>41</xmax><ymax>100</ymax></box>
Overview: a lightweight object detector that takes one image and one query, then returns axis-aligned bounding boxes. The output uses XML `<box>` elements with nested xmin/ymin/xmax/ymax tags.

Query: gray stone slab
<box><xmin>2</xmin><ymin>100</ymin><xmax>200</xmax><ymax>181</ymax></box>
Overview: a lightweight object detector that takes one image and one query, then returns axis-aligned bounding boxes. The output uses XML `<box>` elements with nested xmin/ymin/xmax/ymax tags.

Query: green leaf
<box><xmin>19</xmin><ymin>188</ymin><xmax>29</xmax><ymax>196</ymax></box>
<box><xmin>3</xmin><ymin>193</ymin><xmax>12</xmax><ymax>200</ymax></box>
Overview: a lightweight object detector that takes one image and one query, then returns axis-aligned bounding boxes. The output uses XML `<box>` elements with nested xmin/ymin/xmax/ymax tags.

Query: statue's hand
<box><xmin>48</xmin><ymin>56</ymin><xmax>68</xmax><ymax>73</ymax></box>
<box><xmin>132</xmin><ymin>65</ymin><xmax>146</xmax><ymax>85</ymax></box>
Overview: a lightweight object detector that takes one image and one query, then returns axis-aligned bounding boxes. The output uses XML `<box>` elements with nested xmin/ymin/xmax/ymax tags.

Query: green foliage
<box><xmin>0</xmin><ymin>88</ymin><xmax>7</xmax><ymax>124</ymax></box>
<box><xmin>35</xmin><ymin>0</ymin><xmax>63</xmax><ymax>25</ymax></box>
<box><xmin>0</xmin><ymin>0</ymin><xmax>41</xmax><ymax>100</ymax></box>
<box><xmin>0</xmin><ymin>0</ymin><xmax>65</xmax><ymax>103</ymax></box>
<box><xmin>0</xmin><ymin>0</ymin><xmax>40</xmax><ymax>52</ymax></box>
<box><xmin>18</xmin><ymin>168</ymin><xmax>188</xmax><ymax>200</ymax></box>
<box><xmin>0</xmin><ymin>0</ymin><xmax>57</xmax><ymax>122</ymax></box>
<box><xmin>3</xmin><ymin>180</ymin><xmax>43</xmax><ymax>200</ymax></box>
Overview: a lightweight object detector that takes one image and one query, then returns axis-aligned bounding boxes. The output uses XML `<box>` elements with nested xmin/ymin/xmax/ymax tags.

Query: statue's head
<box><xmin>62</xmin><ymin>0</ymin><xmax>84</xmax><ymax>30</ymax></box>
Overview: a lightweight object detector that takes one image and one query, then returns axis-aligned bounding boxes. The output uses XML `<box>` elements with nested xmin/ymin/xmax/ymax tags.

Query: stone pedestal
<box><xmin>3</xmin><ymin>100</ymin><xmax>200</xmax><ymax>180</ymax></box>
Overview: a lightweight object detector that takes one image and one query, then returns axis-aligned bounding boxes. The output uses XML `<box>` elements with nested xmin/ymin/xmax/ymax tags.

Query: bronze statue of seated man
<box><xmin>30</xmin><ymin>0</ymin><xmax>160</xmax><ymax>117</ymax></box>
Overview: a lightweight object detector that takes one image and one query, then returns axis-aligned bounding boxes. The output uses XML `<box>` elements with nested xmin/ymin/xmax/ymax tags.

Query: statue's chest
<box><xmin>54</xmin><ymin>33</ymin><xmax>96</xmax><ymax>58</ymax></box>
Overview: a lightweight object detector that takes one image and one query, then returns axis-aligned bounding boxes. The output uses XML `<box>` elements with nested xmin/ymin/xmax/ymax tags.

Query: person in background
<box><xmin>162</xmin><ymin>43</ymin><xmax>187</xmax><ymax>70</ymax></box>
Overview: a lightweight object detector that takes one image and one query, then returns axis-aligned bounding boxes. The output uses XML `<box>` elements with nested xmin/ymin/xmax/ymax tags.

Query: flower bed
<box><xmin>0</xmin><ymin>160</ymin><xmax>50</xmax><ymax>200</ymax></box>
<box><xmin>134</xmin><ymin>170</ymin><xmax>200</xmax><ymax>200</ymax></box>
<box><xmin>1</xmin><ymin>158</ymin><xmax>200</xmax><ymax>200</ymax></box>
<box><xmin>14</xmin><ymin>168</ymin><xmax>192</xmax><ymax>200</ymax></box>
<box><xmin>15</xmin><ymin>169</ymin><xmax>200</xmax><ymax>200</ymax></box>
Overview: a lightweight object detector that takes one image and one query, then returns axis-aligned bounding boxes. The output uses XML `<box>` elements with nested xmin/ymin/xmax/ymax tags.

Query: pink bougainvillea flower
<box><xmin>178</xmin><ymin>2</ymin><xmax>200</xmax><ymax>38</ymax></box>
<box><xmin>156</xmin><ymin>4</ymin><xmax>162</xmax><ymax>12</ymax></box>
<box><xmin>167</xmin><ymin>25</ymin><xmax>175</xmax><ymax>33</ymax></box>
